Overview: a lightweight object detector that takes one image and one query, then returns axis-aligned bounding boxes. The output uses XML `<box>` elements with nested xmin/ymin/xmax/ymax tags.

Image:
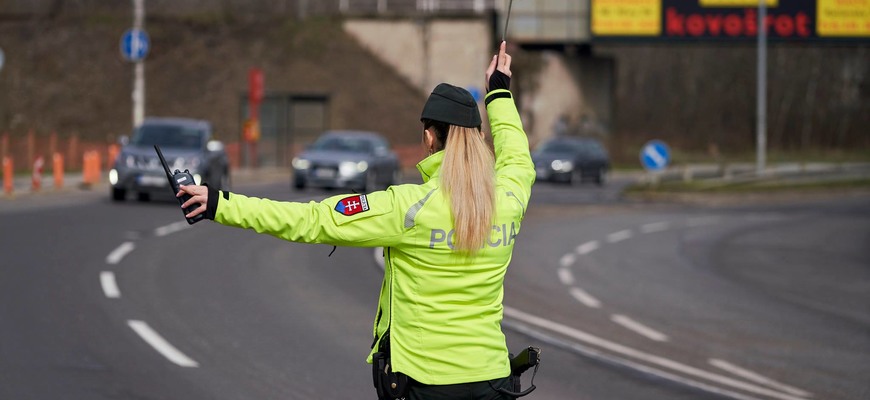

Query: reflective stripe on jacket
<box><xmin>213</xmin><ymin>89</ymin><xmax>534</xmax><ymax>385</ymax></box>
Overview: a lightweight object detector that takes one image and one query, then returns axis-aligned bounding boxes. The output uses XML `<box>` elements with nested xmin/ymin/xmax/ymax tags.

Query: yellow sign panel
<box><xmin>592</xmin><ymin>0</ymin><xmax>661</xmax><ymax>36</ymax></box>
<box><xmin>817</xmin><ymin>0</ymin><xmax>870</xmax><ymax>37</ymax></box>
<box><xmin>700</xmin><ymin>0</ymin><xmax>778</xmax><ymax>7</ymax></box>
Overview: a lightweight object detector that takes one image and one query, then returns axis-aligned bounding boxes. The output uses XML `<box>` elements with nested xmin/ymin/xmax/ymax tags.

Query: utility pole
<box><xmin>756</xmin><ymin>0</ymin><xmax>767</xmax><ymax>175</ymax></box>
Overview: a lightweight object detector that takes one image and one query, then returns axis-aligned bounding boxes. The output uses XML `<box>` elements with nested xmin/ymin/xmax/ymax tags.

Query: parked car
<box><xmin>532</xmin><ymin>136</ymin><xmax>609</xmax><ymax>185</ymax></box>
<box><xmin>292</xmin><ymin>130</ymin><xmax>400</xmax><ymax>192</ymax></box>
<box><xmin>110</xmin><ymin>117</ymin><xmax>229</xmax><ymax>201</ymax></box>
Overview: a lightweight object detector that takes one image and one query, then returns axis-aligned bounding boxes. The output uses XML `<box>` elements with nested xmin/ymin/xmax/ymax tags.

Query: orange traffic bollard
<box><xmin>82</xmin><ymin>152</ymin><xmax>93</xmax><ymax>187</ymax></box>
<box><xmin>53</xmin><ymin>153</ymin><xmax>64</xmax><ymax>190</ymax></box>
<box><xmin>2</xmin><ymin>156</ymin><xmax>12</xmax><ymax>196</ymax></box>
<box><xmin>107</xmin><ymin>144</ymin><xmax>119</xmax><ymax>169</ymax></box>
<box><xmin>32</xmin><ymin>155</ymin><xmax>44</xmax><ymax>192</ymax></box>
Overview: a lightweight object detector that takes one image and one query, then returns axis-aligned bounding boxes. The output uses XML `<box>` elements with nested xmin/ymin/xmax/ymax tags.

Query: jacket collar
<box><xmin>416</xmin><ymin>150</ymin><xmax>444</xmax><ymax>183</ymax></box>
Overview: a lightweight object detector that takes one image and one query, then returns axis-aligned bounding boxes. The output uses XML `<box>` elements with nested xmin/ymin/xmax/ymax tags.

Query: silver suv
<box><xmin>110</xmin><ymin>117</ymin><xmax>229</xmax><ymax>201</ymax></box>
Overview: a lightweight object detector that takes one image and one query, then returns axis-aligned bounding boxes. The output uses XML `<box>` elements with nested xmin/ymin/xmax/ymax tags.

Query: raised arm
<box><xmin>485</xmin><ymin>42</ymin><xmax>535</xmax><ymax>201</ymax></box>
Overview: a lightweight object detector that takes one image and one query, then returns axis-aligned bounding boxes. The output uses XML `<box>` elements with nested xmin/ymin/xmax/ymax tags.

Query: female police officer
<box><xmin>177</xmin><ymin>41</ymin><xmax>534</xmax><ymax>399</ymax></box>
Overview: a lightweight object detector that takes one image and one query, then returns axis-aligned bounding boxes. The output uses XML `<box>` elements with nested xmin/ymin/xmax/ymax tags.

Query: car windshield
<box><xmin>131</xmin><ymin>124</ymin><xmax>204</xmax><ymax>149</ymax></box>
<box><xmin>311</xmin><ymin>136</ymin><xmax>374</xmax><ymax>153</ymax></box>
<box><xmin>537</xmin><ymin>139</ymin><xmax>584</xmax><ymax>154</ymax></box>
<box><xmin>537</xmin><ymin>139</ymin><xmax>605</xmax><ymax>156</ymax></box>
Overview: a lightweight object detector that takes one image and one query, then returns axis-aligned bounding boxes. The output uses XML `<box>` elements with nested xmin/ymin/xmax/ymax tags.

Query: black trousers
<box><xmin>406</xmin><ymin>377</ymin><xmax>516</xmax><ymax>400</ymax></box>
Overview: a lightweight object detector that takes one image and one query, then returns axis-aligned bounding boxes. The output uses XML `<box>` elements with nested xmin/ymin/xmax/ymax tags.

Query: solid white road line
<box><xmin>709</xmin><ymin>359</ymin><xmax>812</xmax><ymax>398</ymax></box>
<box><xmin>611</xmin><ymin>314</ymin><xmax>669</xmax><ymax>342</ymax></box>
<box><xmin>106</xmin><ymin>242</ymin><xmax>135</xmax><ymax>265</ymax></box>
<box><xmin>641</xmin><ymin>221</ymin><xmax>670</xmax><ymax>234</ymax></box>
<box><xmin>576</xmin><ymin>240</ymin><xmax>600</xmax><ymax>255</ymax></box>
<box><xmin>501</xmin><ymin>318</ymin><xmax>764</xmax><ymax>400</ymax></box>
<box><xmin>607</xmin><ymin>229</ymin><xmax>633</xmax><ymax>243</ymax></box>
<box><xmin>100</xmin><ymin>271</ymin><xmax>121</xmax><ymax>298</ymax></box>
<box><xmin>128</xmin><ymin>320</ymin><xmax>199</xmax><ymax>368</ymax></box>
<box><xmin>569</xmin><ymin>287</ymin><xmax>601</xmax><ymax>308</ymax></box>
<box><xmin>557</xmin><ymin>268</ymin><xmax>575</xmax><ymax>286</ymax></box>
<box><xmin>502</xmin><ymin>307</ymin><xmax>809</xmax><ymax>400</ymax></box>
<box><xmin>559</xmin><ymin>253</ymin><xmax>576</xmax><ymax>268</ymax></box>
<box><xmin>155</xmin><ymin>221</ymin><xmax>191</xmax><ymax>237</ymax></box>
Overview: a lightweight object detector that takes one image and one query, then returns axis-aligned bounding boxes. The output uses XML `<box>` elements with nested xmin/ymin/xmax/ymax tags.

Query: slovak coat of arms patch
<box><xmin>334</xmin><ymin>194</ymin><xmax>370</xmax><ymax>216</ymax></box>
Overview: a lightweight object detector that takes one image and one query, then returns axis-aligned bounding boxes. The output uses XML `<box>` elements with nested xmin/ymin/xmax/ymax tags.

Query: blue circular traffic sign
<box><xmin>640</xmin><ymin>140</ymin><xmax>671</xmax><ymax>171</ymax></box>
<box><xmin>120</xmin><ymin>28</ymin><xmax>150</xmax><ymax>62</ymax></box>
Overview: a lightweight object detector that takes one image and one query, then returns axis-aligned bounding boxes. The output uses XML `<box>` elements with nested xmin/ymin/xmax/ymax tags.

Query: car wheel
<box><xmin>594</xmin><ymin>168</ymin><xmax>605</xmax><ymax>186</ymax></box>
<box><xmin>569</xmin><ymin>170</ymin><xmax>581</xmax><ymax>185</ymax></box>
<box><xmin>293</xmin><ymin>176</ymin><xmax>305</xmax><ymax>190</ymax></box>
<box><xmin>111</xmin><ymin>187</ymin><xmax>126</xmax><ymax>202</ymax></box>
<box><xmin>137</xmin><ymin>192</ymin><xmax>150</xmax><ymax>202</ymax></box>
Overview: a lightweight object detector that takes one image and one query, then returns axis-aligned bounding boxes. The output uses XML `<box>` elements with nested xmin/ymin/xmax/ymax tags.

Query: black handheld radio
<box><xmin>154</xmin><ymin>145</ymin><xmax>204</xmax><ymax>225</ymax></box>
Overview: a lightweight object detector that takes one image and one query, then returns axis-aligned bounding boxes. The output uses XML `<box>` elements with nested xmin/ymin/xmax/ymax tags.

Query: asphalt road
<box><xmin>1</xmin><ymin>175</ymin><xmax>867</xmax><ymax>400</ymax></box>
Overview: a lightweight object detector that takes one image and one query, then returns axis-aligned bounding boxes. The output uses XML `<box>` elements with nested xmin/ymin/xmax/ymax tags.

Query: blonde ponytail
<box><xmin>439</xmin><ymin>125</ymin><xmax>495</xmax><ymax>254</ymax></box>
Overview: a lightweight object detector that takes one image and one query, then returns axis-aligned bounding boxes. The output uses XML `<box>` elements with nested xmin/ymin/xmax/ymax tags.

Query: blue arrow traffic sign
<box><xmin>120</xmin><ymin>28</ymin><xmax>150</xmax><ymax>62</ymax></box>
<box><xmin>640</xmin><ymin>140</ymin><xmax>671</xmax><ymax>171</ymax></box>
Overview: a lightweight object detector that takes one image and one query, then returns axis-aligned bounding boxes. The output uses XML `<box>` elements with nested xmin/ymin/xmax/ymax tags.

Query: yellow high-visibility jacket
<box><xmin>212</xmin><ymin>89</ymin><xmax>535</xmax><ymax>385</ymax></box>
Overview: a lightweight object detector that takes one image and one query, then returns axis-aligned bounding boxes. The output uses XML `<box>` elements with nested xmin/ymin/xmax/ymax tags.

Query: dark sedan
<box><xmin>109</xmin><ymin>117</ymin><xmax>229</xmax><ymax>201</ymax></box>
<box><xmin>532</xmin><ymin>136</ymin><xmax>609</xmax><ymax>185</ymax></box>
<box><xmin>292</xmin><ymin>130</ymin><xmax>400</xmax><ymax>192</ymax></box>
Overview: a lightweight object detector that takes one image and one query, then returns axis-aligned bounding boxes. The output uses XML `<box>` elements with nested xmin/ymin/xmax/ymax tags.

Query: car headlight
<box><xmin>551</xmin><ymin>160</ymin><xmax>573</xmax><ymax>172</ymax></box>
<box><xmin>109</xmin><ymin>169</ymin><xmax>119</xmax><ymax>185</ymax></box>
<box><xmin>125</xmin><ymin>155</ymin><xmax>135</xmax><ymax>168</ymax></box>
<box><xmin>339</xmin><ymin>161</ymin><xmax>367</xmax><ymax>177</ymax></box>
<box><xmin>292</xmin><ymin>157</ymin><xmax>310</xmax><ymax>170</ymax></box>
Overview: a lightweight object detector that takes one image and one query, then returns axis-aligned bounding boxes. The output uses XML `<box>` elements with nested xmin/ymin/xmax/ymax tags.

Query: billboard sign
<box><xmin>591</xmin><ymin>0</ymin><xmax>870</xmax><ymax>41</ymax></box>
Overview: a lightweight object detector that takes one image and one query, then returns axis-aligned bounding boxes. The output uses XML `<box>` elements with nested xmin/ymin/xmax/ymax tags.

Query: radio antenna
<box><xmin>502</xmin><ymin>0</ymin><xmax>514</xmax><ymax>42</ymax></box>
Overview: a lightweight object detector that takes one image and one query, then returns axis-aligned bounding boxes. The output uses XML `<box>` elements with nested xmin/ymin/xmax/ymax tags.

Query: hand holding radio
<box><xmin>154</xmin><ymin>145</ymin><xmax>206</xmax><ymax>224</ymax></box>
<box><xmin>177</xmin><ymin>184</ymin><xmax>208</xmax><ymax>220</ymax></box>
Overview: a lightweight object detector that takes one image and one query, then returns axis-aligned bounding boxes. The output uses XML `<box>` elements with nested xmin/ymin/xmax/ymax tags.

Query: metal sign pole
<box><xmin>133</xmin><ymin>0</ymin><xmax>145</xmax><ymax>128</ymax></box>
<box><xmin>756</xmin><ymin>0</ymin><xmax>767</xmax><ymax>176</ymax></box>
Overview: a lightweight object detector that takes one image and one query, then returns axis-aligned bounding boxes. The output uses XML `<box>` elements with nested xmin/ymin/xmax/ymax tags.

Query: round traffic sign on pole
<box><xmin>640</xmin><ymin>139</ymin><xmax>671</xmax><ymax>172</ymax></box>
<box><xmin>120</xmin><ymin>28</ymin><xmax>150</xmax><ymax>62</ymax></box>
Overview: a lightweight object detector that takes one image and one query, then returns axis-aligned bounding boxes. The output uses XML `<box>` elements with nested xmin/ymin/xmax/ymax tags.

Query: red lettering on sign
<box><xmin>706</xmin><ymin>14</ymin><xmax>723</xmax><ymax>36</ymax></box>
<box><xmin>687</xmin><ymin>14</ymin><xmax>705</xmax><ymax>36</ymax></box>
<box><xmin>724</xmin><ymin>14</ymin><xmax>742</xmax><ymax>36</ymax></box>
<box><xmin>796</xmin><ymin>12</ymin><xmax>811</xmax><ymax>37</ymax></box>
<box><xmin>667</xmin><ymin>8</ymin><xmax>684</xmax><ymax>36</ymax></box>
<box><xmin>664</xmin><ymin>7</ymin><xmax>812</xmax><ymax>39</ymax></box>
<box><xmin>744</xmin><ymin>9</ymin><xmax>757</xmax><ymax>36</ymax></box>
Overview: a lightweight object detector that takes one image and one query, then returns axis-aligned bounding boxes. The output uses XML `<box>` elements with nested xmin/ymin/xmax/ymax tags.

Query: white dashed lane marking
<box><xmin>128</xmin><ymin>320</ymin><xmax>199</xmax><ymax>368</ymax></box>
<box><xmin>607</xmin><ymin>229</ymin><xmax>633</xmax><ymax>243</ymax></box>
<box><xmin>641</xmin><ymin>221</ymin><xmax>670</xmax><ymax>234</ymax></box>
<box><xmin>611</xmin><ymin>314</ymin><xmax>669</xmax><ymax>342</ymax></box>
<box><xmin>576</xmin><ymin>240</ymin><xmax>600</xmax><ymax>255</ymax></box>
<box><xmin>155</xmin><ymin>221</ymin><xmax>191</xmax><ymax>237</ymax></box>
<box><xmin>106</xmin><ymin>242</ymin><xmax>135</xmax><ymax>265</ymax></box>
<box><xmin>100</xmin><ymin>271</ymin><xmax>121</xmax><ymax>298</ymax></box>
<box><xmin>559</xmin><ymin>253</ymin><xmax>576</xmax><ymax>268</ymax></box>
<box><xmin>558</xmin><ymin>268</ymin><xmax>575</xmax><ymax>285</ymax></box>
<box><xmin>569</xmin><ymin>287</ymin><xmax>601</xmax><ymax>308</ymax></box>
